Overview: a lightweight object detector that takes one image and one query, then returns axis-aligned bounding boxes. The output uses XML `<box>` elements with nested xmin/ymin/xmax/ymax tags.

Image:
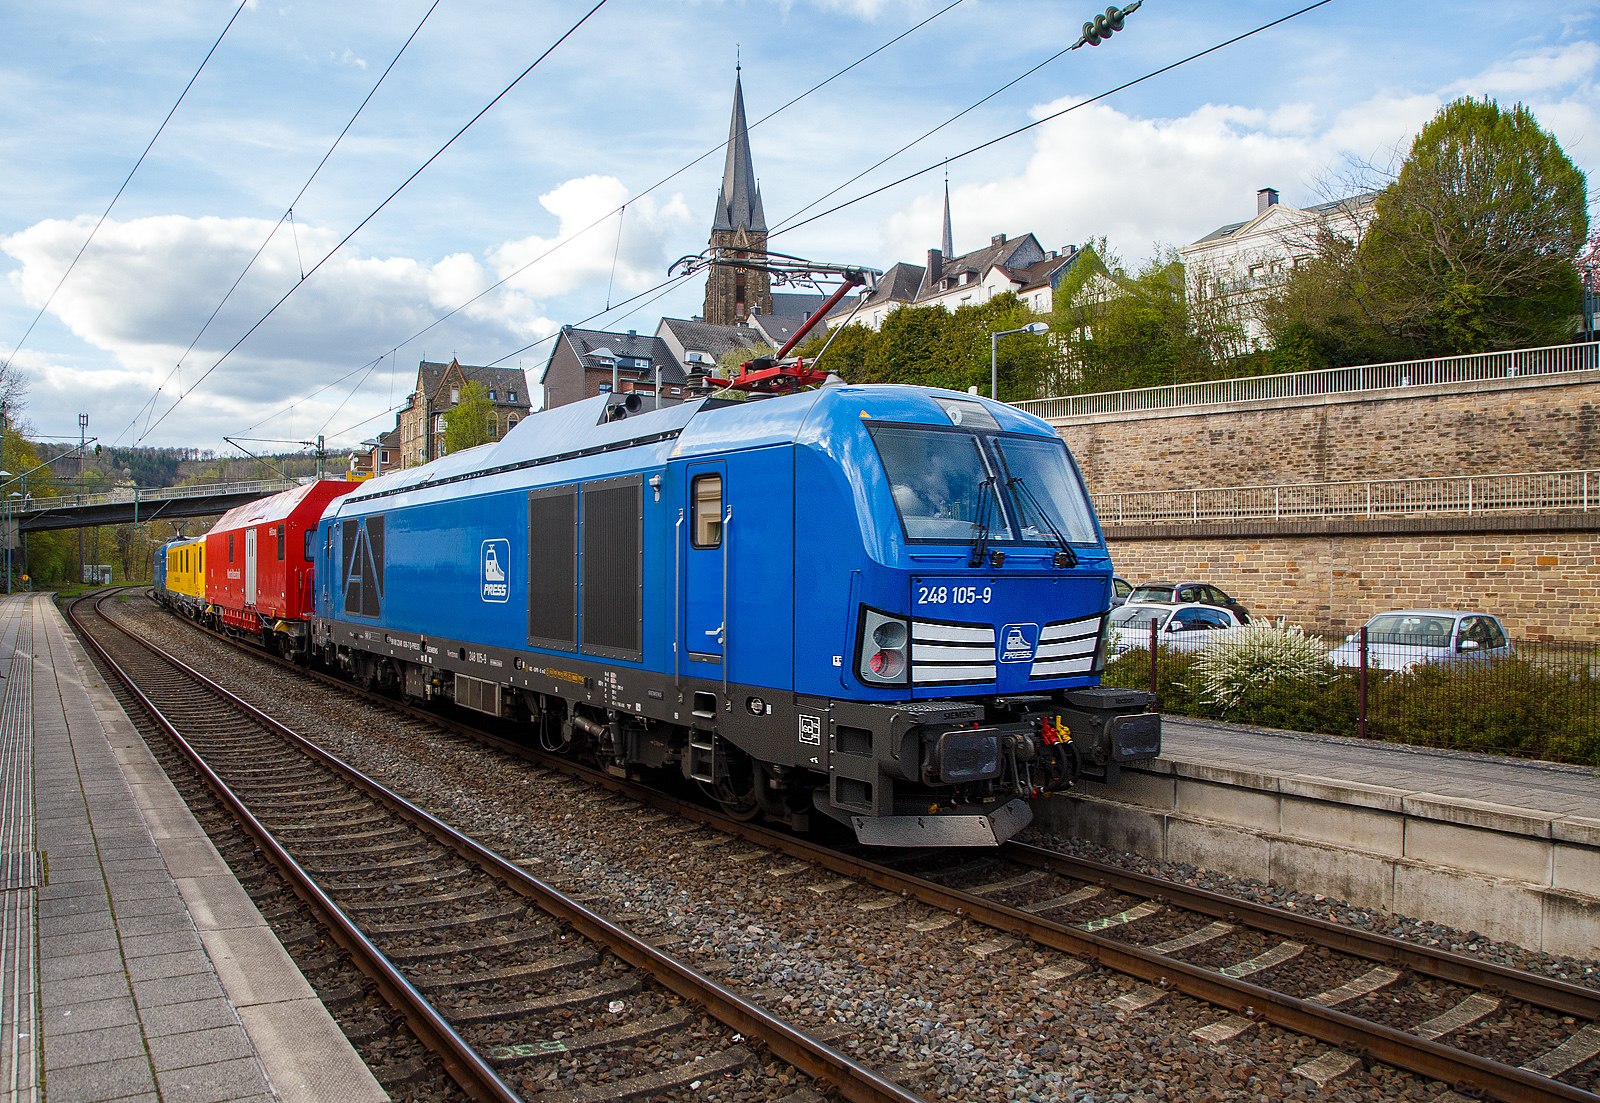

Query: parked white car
<box><xmin>1109</xmin><ymin>602</ymin><xmax>1248</xmax><ymax>656</ymax></box>
<box><xmin>1326</xmin><ymin>610</ymin><xmax>1512</xmax><ymax>673</ymax></box>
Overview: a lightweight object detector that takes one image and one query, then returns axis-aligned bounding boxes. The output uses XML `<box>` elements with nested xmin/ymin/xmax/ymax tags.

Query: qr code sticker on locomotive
<box><xmin>798</xmin><ymin>714</ymin><xmax>822</xmax><ymax>746</ymax></box>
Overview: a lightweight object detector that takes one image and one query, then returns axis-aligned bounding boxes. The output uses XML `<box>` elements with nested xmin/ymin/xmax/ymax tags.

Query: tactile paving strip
<box><xmin>0</xmin><ymin>598</ymin><xmax>37</xmax><ymax>1103</ymax></box>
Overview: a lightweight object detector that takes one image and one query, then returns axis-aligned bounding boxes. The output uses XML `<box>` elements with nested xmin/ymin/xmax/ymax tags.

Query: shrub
<box><xmin>1192</xmin><ymin>625</ymin><xmax>1329</xmax><ymax>714</ymax></box>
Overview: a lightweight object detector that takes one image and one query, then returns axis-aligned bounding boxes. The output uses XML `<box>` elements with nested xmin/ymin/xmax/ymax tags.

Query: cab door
<box><xmin>245</xmin><ymin>527</ymin><xmax>258</xmax><ymax>606</ymax></box>
<box><xmin>683</xmin><ymin>463</ymin><xmax>727</xmax><ymax>666</ymax></box>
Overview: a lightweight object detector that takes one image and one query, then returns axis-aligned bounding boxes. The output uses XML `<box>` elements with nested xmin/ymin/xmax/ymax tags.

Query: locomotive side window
<box><xmin>277</xmin><ymin>524</ymin><xmax>285</xmax><ymax>561</ymax></box>
<box><xmin>228</xmin><ymin>533</ymin><xmax>234</xmax><ymax>562</ymax></box>
<box><xmin>691</xmin><ymin>474</ymin><xmax>722</xmax><ymax>548</ymax></box>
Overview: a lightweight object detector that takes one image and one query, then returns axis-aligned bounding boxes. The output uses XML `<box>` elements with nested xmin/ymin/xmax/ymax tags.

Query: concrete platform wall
<box><xmin>1037</xmin><ymin>760</ymin><xmax>1600</xmax><ymax>959</ymax></box>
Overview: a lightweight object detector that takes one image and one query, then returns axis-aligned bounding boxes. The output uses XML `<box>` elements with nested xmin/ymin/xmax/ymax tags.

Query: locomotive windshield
<box><xmin>868</xmin><ymin>424</ymin><xmax>1015</xmax><ymax>542</ymax></box>
<box><xmin>867</xmin><ymin>423</ymin><xmax>1099</xmax><ymax>546</ymax></box>
<box><xmin>991</xmin><ymin>435</ymin><xmax>1099</xmax><ymax>545</ymax></box>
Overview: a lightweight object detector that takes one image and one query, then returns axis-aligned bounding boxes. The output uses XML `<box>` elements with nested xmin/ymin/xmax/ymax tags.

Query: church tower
<box><xmin>703</xmin><ymin>72</ymin><xmax>770</xmax><ymax>325</ymax></box>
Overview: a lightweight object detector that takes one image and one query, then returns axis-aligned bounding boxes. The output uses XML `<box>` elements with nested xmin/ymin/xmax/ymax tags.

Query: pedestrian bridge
<box><xmin>11</xmin><ymin>479</ymin><xmax>296</xmax><ymax>533</ymax></box>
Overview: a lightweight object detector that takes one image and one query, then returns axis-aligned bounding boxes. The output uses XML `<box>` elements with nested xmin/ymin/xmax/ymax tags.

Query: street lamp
<box><xmin>990</xmin><ymin>322</ymin><xmax>1051</xmax><ymax>402</ymax></box>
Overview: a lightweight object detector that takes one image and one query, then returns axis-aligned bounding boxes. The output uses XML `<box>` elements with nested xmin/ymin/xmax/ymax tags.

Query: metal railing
<box><xmin>1095</xmin><ymin>469</ymin><xmax>1600</xmax><ymax>526</ymax></box>
<box><xmin>1017</xmin><ymin>341</ymin><xmax>1600</xmax><ymax>420</ymax></box>
<box><xmin>17</xmin><ymin>478</ymin><xmax>295</xmax><ymax>514</ymax></box>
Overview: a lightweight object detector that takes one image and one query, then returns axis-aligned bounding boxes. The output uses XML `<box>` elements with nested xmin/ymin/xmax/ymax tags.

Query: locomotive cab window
<box><xmin>691</xmin><ymin>474</ymin><xmax>722</xmax><ymax>548</ymax></box>
<box><xmin>304</xmin><ymin>529</ymin><xmax>315</xmax><ymax>561</ymax></box>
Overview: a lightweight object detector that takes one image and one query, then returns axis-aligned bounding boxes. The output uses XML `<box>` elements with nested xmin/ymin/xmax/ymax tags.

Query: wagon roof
<box><xmin>208</xmin><ymin>479</ymin><xmax>355</xmax><ymax>533</ymax></box>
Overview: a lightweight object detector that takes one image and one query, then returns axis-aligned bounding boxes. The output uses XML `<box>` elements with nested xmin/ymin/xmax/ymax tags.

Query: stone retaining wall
<box><xmin>1106</xmin><ymin>523</ymin><xmax>1600</xmax><ymax>640</ymax></box>
<box><xmin>1037</xmin><ymin>760</ymin><xmax>1600</xmax><ymax>960</ymax></box>
<box><xmin>1051</xmin><ymin>370</ymin><xmax>1600</xmax><ymax>496</ymax></box>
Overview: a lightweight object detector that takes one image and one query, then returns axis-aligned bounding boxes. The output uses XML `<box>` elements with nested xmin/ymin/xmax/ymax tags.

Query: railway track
<box><xmin>68</xmin><ymin>591</ymin><xmax>922</xmax><ymax>1103</ymax></box>
<box><xmin>119</xmin><ymin>590</ymin><xmax>1600</xmax><ymax>1102</ymax></box>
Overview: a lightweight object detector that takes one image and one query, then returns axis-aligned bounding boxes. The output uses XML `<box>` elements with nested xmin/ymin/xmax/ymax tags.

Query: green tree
<box><xmin>1051</xmin><ymin>243</ymin><xmax>1240</xmax><ymax>393</ymax></box>
<box><xmin>1264</xmin><ymin>98</ymin><xmax>1589</xmax><ymax>360</ymax></box>
<box><xmin>443</xmin><ymin>381</ymin><xmax>493</xmax><ymax>455</ymax></box>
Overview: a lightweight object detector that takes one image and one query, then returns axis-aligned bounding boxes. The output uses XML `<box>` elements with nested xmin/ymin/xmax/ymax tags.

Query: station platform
<box><xmin>1040</xmin><ymin>712</ymin><xmax>1600</xmax><ymax>958</ymax></box>
<box><xmin>3</xmin><ymin>592</ymin><xmax>387</xmax><ymax>1103</ymax></box>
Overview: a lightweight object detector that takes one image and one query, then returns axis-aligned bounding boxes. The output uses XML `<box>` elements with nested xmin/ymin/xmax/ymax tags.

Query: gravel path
<box><xmin>113</xmin><ymin>595</ymin><xmax>1565</xmax><ymax>1101</ymax></box>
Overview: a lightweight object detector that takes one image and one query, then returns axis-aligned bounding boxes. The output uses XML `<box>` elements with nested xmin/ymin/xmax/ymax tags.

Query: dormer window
<box><xmin>510</xmin><ymin>390</ymin><xmax>517</xmax><ymax>402</ymax></box>
<box><xmin>488</xmin><ymin>390</ymin><xmax>496</xmax><ymax>401</ymax></box>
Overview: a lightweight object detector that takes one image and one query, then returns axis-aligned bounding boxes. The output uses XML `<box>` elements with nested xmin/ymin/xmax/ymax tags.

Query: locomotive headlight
<box><xmin>1091</xmin><ymin>613</ymin><xmax>1111</xmax><ymax>673</ymax></box>
<box><xmin>857</xmin><ymin>607</ymin><xmax>910</xmax><ymax>686</ymax></box>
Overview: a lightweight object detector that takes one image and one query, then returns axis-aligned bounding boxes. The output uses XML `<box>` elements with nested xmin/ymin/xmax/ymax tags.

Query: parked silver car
<box><xmin>1109</xmin><ymin>602</ymin><xmax>1247</xmax><ymax>656</ymax></box>
<box><xmin>1326</xmin><ymin>610</ymin><xmax>1512</xmax><ymax>672</ymax></box>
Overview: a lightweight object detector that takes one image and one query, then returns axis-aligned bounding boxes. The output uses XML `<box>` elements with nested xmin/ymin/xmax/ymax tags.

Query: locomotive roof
<box><xmin>337</xmin><ymin>385</ymin><xmax>1061</xmax><ymax>508</ymax></box>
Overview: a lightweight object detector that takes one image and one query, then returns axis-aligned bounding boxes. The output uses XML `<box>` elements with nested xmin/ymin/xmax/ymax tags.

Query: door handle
<box><xmin>705</xmin><ymin>624</ymin><xmax>723</xmax><ymax>636</ymax></box>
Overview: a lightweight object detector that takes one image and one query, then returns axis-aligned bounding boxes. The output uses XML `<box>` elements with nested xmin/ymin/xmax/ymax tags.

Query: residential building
<box><xmin>1179</xmin><ymin>187</ymin><xmax>1378</xmax><ymax>345</ymax></box>
<box><xmin>396</xmin><ymin>359</ymin><xmax>532</xmax><ymax>467</ymax></box>
<box><xmin>541</xmin><ymin>327</ymin><xmax>696</xmax><ymax>410</ymax></box>
<box><xmin>348</xmin><ymin>429</ymin><xmax>398</xmax><ymax>480</ymax></box>
<box><xmin>654</xmin><ymin>317</ymin><xmax>767</xmax><ymax>375</ymax></box>
<box><xmin>825</xmin><ymin>184</ymin><xmax>1079</xmax><ymax>330</ymax></box>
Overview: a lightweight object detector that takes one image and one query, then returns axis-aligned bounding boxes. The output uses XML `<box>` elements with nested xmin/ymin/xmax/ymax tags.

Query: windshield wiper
<box><xmin>969</xmin><ymin>438</ymin><xmax>998</xmax><ymax>568</ymax></box>
<box><xmin>1009</xmin><ymin>473</ymin><xmax>1077</xmax><ymax>568</ymax></box>
<box><xmin>992</xmin><ymin>439</ymin><xmax>1077</xmax><ymax>568</ymax></box>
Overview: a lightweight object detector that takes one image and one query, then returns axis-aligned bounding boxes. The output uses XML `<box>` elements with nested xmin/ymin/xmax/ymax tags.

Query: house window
<box><xmin>451</xmin><ymin>387</ymin><xmax>460</xmax><ymax>403</ymax></box>
<box><xmin>508</xmin><ymin>415</ymin><xmax>518</xmax><ymax>429</ymax></box>
<box><xmin>434</xmin><ymin>414</ymin><xmax>444</xmax><ymax>433</ymax></box>
<box><xmin>510</xmin><ymin>390</ymin><xmax>517</xmax><ymax>402</ymax></box>
<box><xmin>380</xmin><ymin>450</ymin><xmax>389</xmax><ymax>463</ymax></box>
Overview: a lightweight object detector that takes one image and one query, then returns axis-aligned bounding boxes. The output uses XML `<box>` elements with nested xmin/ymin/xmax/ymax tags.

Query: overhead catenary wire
<box><xmin>112</xmin><ymin>0</ymin><xmax>444</xmax><ymax>449</ymax></box>
<box><xmin>1</xmin><ymin>0</ymin><xmax>250</xmax><ymax>375</ymax></box>
<box><xmin>237</xmin><ymin>0</ymin><xmax>972</xmax><ymax>446</ymax></box>
<box><xmin>772</xmin><ymin>0</ymin><xmax>1336</xmax><ymax>240</ymax></box>
<box><xmin>135</xmin><ymin>0</ymin><xmax>611</xmax><ymax>445</ymax></box>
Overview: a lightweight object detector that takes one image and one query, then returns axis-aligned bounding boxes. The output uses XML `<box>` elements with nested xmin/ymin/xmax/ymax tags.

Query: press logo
<box><xmin>481</xmin><ymin>539</ymin><xmax>510</xmax><ymax>602</ymax></box>
<box><xmin>999</xmin><ymin>622</ymin><xmax>1039</xmax><ymax>664</ymax></box>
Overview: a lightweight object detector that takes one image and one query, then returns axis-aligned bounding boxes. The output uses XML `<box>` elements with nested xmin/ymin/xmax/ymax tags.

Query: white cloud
<box><xmin>0</xmin><ymin>177</ymin><xmax>689</xmax><ymax>446</ymax></box>
<box><xmin>489</xmin><ymin>176</ymin><xmax>694</xmax><ymax>302</ymax></box>
<box><xmin>876</xmin><ymin>41</ymin><xmax>1600</xmax><ymax>271</ymax></box>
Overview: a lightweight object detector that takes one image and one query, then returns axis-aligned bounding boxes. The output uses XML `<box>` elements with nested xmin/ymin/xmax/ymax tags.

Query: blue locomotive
<box><xmin>310</xmin><ymin>382</ymin><xmax>1157</xmax><ymax>845</ymax></box>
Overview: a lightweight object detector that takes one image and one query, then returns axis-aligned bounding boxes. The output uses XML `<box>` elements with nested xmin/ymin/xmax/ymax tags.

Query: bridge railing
<box><xmin>1017</xmin><ymin>341</ymin><xmax>1600</xmax><ymax>421</ymax></box>
<box><xmin>18</xmin><ymin>478</ymin><xmax>295</xmax><ymax>514</ymax></box>
<box><xmin>1094</xmin><ymin>469</ymin><xmax>1600</xmax><ymax>526</ymax></box>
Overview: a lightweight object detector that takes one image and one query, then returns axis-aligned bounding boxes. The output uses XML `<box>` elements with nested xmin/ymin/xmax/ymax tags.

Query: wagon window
<box><xmin>692</xmin><ymin>474</ymin><xmax>722</xmax><ymax>549</ymax></box>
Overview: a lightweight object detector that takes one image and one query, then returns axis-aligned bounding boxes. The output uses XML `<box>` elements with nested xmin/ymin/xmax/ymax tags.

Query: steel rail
<box><xmin>143</xmin><ymin>596</ymin><xmax>1600</xmax><ymax>1103</ymax></box>
<box><xmin>999</xmin><ymin>840</ymin><xmax>1600</xmax><ymax>1021</ymax></box>
<box><xmin>80</xmin><ymin>592</ymin><xmax>924</xmax><ymax>1103</ymax></box>
<box><xmin>68</xmin><ymin>594</ymin><xmax>523</xmax><ymax>1103</ymax></box>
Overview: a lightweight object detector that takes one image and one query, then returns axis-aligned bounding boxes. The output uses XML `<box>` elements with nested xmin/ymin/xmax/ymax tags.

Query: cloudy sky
<box><xmin>3</xmin><ymin>0</ymin><xmax>1596</xmax><ymax>455</ymax></box>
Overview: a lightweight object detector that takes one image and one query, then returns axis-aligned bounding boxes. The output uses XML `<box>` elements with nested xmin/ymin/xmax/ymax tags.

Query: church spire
<box><xmin>941</xmin><ymin>173</ymin><xmax>954</xmax><ymax>258</ymax></box>
<box><xmin>712</xmin><ymin>73</ymin><xmax>766</xmax><ymax>234</ymax></box>
<box><xmin>703</xmin><ymin>70</ymin><xmax>771</xmax><ymax>325</ymax></box>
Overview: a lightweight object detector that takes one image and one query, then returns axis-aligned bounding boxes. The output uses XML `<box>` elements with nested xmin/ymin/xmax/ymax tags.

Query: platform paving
<box><xmin>1159</xmin><ymin>715</ymin><xmax>1600</xmax><ymax>821</ymax></box>
<box><xmin>9</xmin><ymin>592</ymin><xmax>388</xmax><ymax>1103</ymax></box>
